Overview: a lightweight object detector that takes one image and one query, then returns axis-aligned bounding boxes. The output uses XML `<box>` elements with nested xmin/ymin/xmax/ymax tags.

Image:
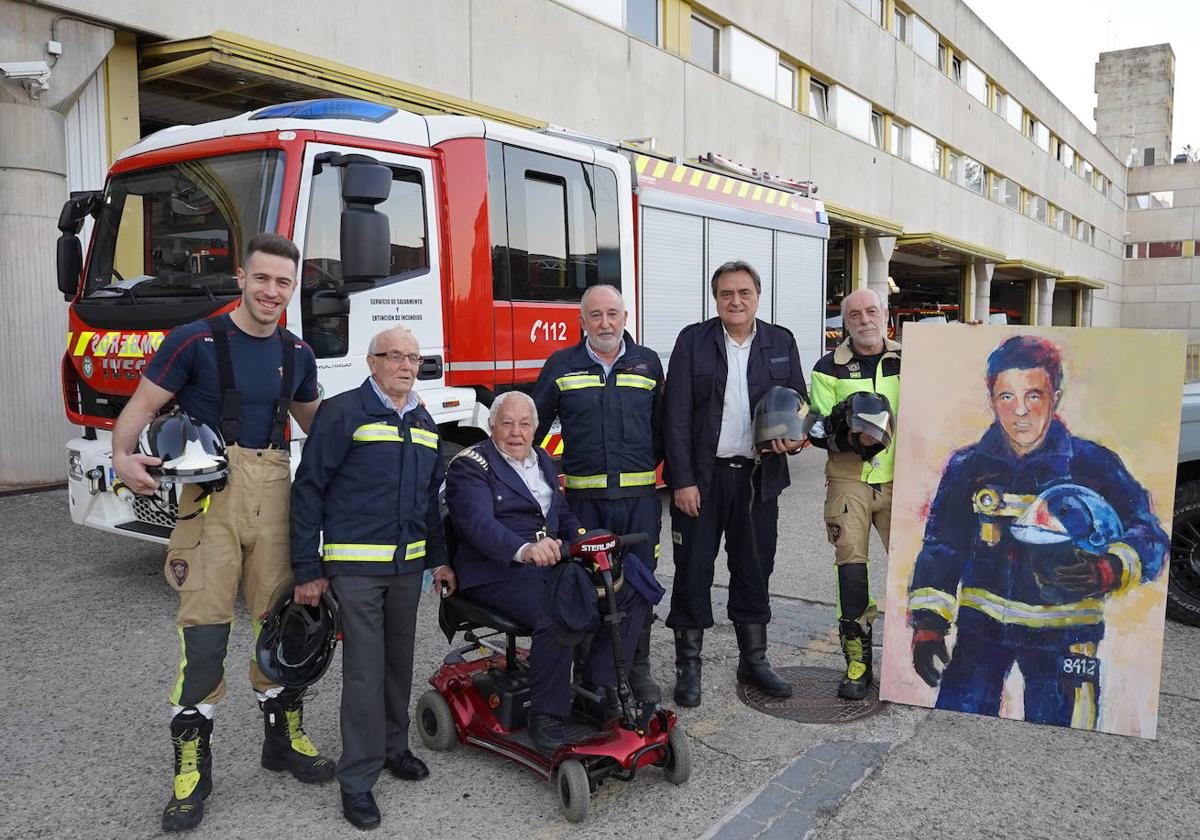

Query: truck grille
<box><xmin>132</xmin><ymin>494</ymin><xmax>177</xmax><ymax>530</ymax></box>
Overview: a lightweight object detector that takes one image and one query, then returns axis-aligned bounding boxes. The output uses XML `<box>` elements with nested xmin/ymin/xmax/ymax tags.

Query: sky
<box><xmin>963</xmin><ymin>0</ymin><xmax>1200</xmax><ymax>157</ymax></box>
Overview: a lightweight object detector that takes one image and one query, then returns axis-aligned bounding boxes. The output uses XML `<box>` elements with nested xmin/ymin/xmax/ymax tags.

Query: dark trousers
<box><xmin>463</xmin><ymin>566</ymin><xmax>648</xmax><ymax>717</ymax></box>
<box><xmin>331</xmin><ymin>572</ymin><xmax>422</xmax><ymax>793</ymax></box>
<box><xmin>667</xmin><ymin>460</ymin><xmax>778</xmax><ymax>629</ymax></box>
<box><xmin>568</xmin><ymin>494</ymin><xmax>663</xmax><ymax>571</ymax></box>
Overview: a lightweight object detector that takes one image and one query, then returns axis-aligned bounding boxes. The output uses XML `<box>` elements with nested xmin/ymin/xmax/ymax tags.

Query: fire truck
<box><xmin>56</xmin><ymin>98</ymin><xmax>829</xmax><ymax>542</ymax></box>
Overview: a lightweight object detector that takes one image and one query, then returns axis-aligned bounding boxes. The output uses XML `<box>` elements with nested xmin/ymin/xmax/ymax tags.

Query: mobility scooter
<box><xmin>415</xmin><ymin>530</ymin><xmax>691</xmax><ymax>822</ymax></box>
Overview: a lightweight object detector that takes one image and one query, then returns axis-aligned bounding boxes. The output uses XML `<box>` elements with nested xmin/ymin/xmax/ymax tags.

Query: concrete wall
<box><xmin>1096</xmin><ymin>45</ymin><xmax>1174</xmax><ymax>167</ymax></box>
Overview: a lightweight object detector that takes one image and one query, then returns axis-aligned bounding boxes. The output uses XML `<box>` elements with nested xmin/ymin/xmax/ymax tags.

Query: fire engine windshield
<box><xmin>83</xmin><ymin>151</ymin><xmax>284</xmax><ymax>301</ymax></box>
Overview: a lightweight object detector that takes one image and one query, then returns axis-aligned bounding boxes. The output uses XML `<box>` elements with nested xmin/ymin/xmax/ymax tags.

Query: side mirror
<box><xmin>55</xmin><ymin>191</ymin><xmax>101</xmax><ymax>300</ymax></box>
<box><xmin>338</xmin><ymin>158</ymin><xmax>392</xmax><ymax>286</ymax></box>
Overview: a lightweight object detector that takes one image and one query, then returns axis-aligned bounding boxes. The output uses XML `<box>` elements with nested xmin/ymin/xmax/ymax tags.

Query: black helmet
<box><xmin>753</xmin><ymin>386</ymin><xmax>816</xmax><ymax>453</ymax></box>
<box><xmin>256</xmin><ymin>591</ymin><xmax>340</xmax><ymax>689</ymax></box>
<box><xmin>829</xmin><ymin>392</ymin><xmax>894</xmax><ymax>459</ymax></box>
<box><xmin>138</xmin><ymin>409</ymin><xmax>229</xmax><ymax>484</ymax></box>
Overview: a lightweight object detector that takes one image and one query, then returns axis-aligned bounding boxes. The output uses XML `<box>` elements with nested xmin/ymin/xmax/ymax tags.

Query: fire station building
<box><xmin>0</xmin><ymin>0</ymin><xmax>1193</xmax><ymax>483</ymax></box>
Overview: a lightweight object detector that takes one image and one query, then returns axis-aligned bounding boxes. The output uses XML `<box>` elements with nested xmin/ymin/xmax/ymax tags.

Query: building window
<box><xmin>1144</xmin><ymin>148</ymin><xmax>1156</xmax><ymax>166</ymax></box>
<box><xmin>691</xmin><ymin>15</ymin><xmax>720</xmax><ymax>73</ymax></box>
<box><xmin>1128</xmin><ymin>191</ymin><xmax>1174</xmax><ymax>209</ymax></box>
<box><xmin>1026</xmin><ymin>193</ymin><xmax>1048</xmax><ymax>224</ymax></box>
<box><xmin>890</xmin><ymin>121</ymin><xmax>907</xmax><ymax>157</ymax></box>
<box><xmin>894</xmin><ymin>9</ymin><xmax>908</xmax><ymax>41</ymax></box>
<box><xmin>938</xmin><ymin>44</ymin><xmax>947</xmax><ymax>73</ymax></box>
<box><xmin>950</xmin><ymin>54</ymin><xmax>962</xmax><ymax>83</ymax></box>
<box><xmin>960</xmin><ymin>155</ymin><xmax>985</xmax><ymax>194</ymax></box>
<box><xmin>809</xmin><ymin>79</ymin><xmax>829</xmax><ymax>123</ymax></box>
<box><xmin>991</xmin><ymin>175</ymin><xmax>1020</xmax><ymax>210</ymax></box>
<box><xmin>996</xmin><ymin>92</ymin><xmax>1023</xmax><ymax>131</ymax></box>
<box><xmin>776</xmin><ymin>63</ymin><xmax>796</xmax><ymax>107</ymax></box>
<box><xmin>1028</xmin><ymin>119</ymin><xmax>1050</xmax><ymax>152</ymax></box>
<box><xmin>911</xmin><ymin>16</ymin><xmax>937</xmax><ymax>64</ymax></box>
<box><xmin>1148</xmin><ymin>240</ymin><xmax>1183</xmax><ymax>258</ymax></box>
<box><xmin>1098</xmin><ymin>175</ymin><xmax>1109</xmax><ymax>196</ymax></box>
<box><xmin>946</xmin><ymin>150</ymin><xmax>958</xmax><ymax>181</ymax></box>
<box><xmin>870</xmin><ymin>111</ymin><xmax>884</xmax><ymax>148</ymax></box>
<box><xmin>830</xmin><ymin>85</ymin><xmax>872</xmax><ymax>142</ymax></box>
<box><xmin>1058</xmin><ymin>141</ymin><xmax>1075</xmax><ymax>169</ymax></box>
<box><xmin>908</xmin><ymin>126</ymin><xmax>940</xmax><ymax>174</ymax></box>
<box><xmin>625</xmin><ymin>0</ymin><xmax>658</xmax><ymax>43</ymax></box>
<box><xmin>727</xmin><ymin>28</ymin><xmax>778</xmax><ymax>99</ymax></box>
<box><xmin>1080</xmin><ymin>159</ymin><xmax>1094</xmax><ymax>183</ymax></box>
<box><xmin>848</xmin><ymin>0</ymin><xmax>884</xmax><ymax>25</ymax></box>
<box><xmin>1055</xmin><ymin>208</ymin><xmax>1073</xmax><ymax>234</ymax></box>
<box><xmin>1125</xmin><ymin>243</ymin><xmax>1135</xmax><ymax>259</ymax></box>
<box><xmin>962</xmin><ymin>61</ymin><xmax>987</xmax><ymax>103</ymax></box>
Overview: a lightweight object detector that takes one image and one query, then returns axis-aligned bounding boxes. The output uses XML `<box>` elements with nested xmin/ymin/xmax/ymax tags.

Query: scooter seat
<box><xmin>439</xmin><ymin>592</ymin><xmax>534</xmax><ymax>640</ymax></box>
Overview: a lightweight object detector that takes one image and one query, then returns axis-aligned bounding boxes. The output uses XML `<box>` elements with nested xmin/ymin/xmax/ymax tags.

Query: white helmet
<box><xmin>138</xmin><ymin>409</ymin><xmax>229</xmax><ymax>484</ymax></box>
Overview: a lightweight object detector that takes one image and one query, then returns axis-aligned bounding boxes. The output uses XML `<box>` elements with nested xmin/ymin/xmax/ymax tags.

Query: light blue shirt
<box><xmin>368</xmin><ymin>377</ymin><xmax>419</xmax><ymax>418</ymax></box>
<box><xmin>585</xmin><ymin>338</ymin><xmax>626</xmax><ymax>379</ymax></box>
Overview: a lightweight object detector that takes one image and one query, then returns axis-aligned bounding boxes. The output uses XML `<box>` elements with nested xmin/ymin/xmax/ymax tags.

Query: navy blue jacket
<box><xmin>908</xmin><ymin>419</ymin><xmax>1168</xmax><ymax>647</ymax></box>
<box><xmin>290</xmin><ymin>379</ymin><xmax>446</xmax><ymax>583</ymax></box>
<box><xmin>663</xmin><ymin>318</ymin><xmax>809</xmax><ymax>502</ymax></box>
<box><xmin>532</xmin><ymin>332</ymin><xmax>664</xmax><ymax>498</ymax></box>
<box><xmin>444</xmin><ymin>438</ymin><xmax>585</xmax><ymax>591</ymax></box>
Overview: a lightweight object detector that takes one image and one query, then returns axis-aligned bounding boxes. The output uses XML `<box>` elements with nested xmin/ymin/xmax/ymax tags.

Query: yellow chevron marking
<box><xmin>652</xmin><ymin>161</ymin><xmax>669</xmax><ymax>178</ymax></box>
<box><xmin>74</xmin><ymin>331</ymin><xmax>95</xmax><ymax>356</ymax></box>
<box><xmin>738</xmin><ymin>183</ymin><xmax>750</xmax><ymax>198</ymax></box>
<box><xmin>671</xmin><ymin>165</ymin><xmax>687</xmax><ymax>182</ymax></box>
<box><xmin>752</xmin><ymin>186</ymin><xmax>764</xmax><ymax>201</ymax></box>
<box><xmin>722</xmin><ymin>179</ymin><xmax>735</xmax><ymax>194</ymax></box>
<box><xmin>706</xmin><ymin>174</ymin><xmax>721</xmax><ymax>190</ymax></box>
<box><xmin>635</xmin><ymin>156</ymin><xmax>649</xmax><ymax>174</ymax></box>
<box><xmin>690</xmin><ymin>170</ymin><xmax>704</xmax><ymax>187</ymax></box>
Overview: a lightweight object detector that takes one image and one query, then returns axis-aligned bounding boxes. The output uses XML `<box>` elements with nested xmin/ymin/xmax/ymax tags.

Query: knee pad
<box><xmin>173</xmin><ymin>623</ymin><xmax>232</xmax><ymax>707</ymax></box>
<box><xmin>837</xmin><ymin>564</ymin><xmax>871</xmax><ymax>624</ymax></box>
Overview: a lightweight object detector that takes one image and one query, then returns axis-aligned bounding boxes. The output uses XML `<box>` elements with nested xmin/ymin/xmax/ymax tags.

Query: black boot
<box><xmin>261</xmin><ymin>688</ymin><xmax>336</xmax><ymax>783</ymax></box>
<box><xmin>627</xmin><ymin>620</ymin><xmax>662</xmax><ymax>704</ymax></box>
<box><xmin>162</xmin><ymin>707</ymin><xmax>213</xmax><ymax>832</ymax></box>
<box><xmin>673</xmin><ymin>628</ymin><xmax>703</xmax><ymax>708</ymax></box>
<box><xmin>837</xmin><ymin>620</ymin><xmax>873</xmax><ymax>700</ymax></box>
<box><xmin>734</xmin><ymin>623</ymin><xmax>793</xmax><ymax>698</ymax></box>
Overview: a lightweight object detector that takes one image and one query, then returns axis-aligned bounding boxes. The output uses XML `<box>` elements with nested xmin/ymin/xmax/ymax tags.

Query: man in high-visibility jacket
<box><xmin>532</xmin><ymin>284</ymin><xmax>665</xmax><ymax>702</ymax></box>
<box><xmin>809</xmin><ymin>288</ymin><xmax>900</xmax><ymax>700</ymax></box>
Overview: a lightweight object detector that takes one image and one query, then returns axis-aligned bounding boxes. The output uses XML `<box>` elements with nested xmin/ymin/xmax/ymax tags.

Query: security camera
<box><xmin>0</xmin><ymin>60</ymin><xmax>51</xmax><ymax>79</ymax></box>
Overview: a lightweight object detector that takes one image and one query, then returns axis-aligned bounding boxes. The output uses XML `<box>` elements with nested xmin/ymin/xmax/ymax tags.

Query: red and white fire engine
<box><xmin>57</xmin><ymin>98</ymin><xmax>829</xmax><ymax>541</ymax></box>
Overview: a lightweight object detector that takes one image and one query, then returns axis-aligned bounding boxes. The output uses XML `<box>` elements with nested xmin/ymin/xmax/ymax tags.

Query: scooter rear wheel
<box><xmin>416</xmin><ymin>690</ymin><xmax>458</xmax><ymax>752</ymax></box>
<box><xmin>555</xmin><ymin>759</ymin><xmax>590</xmax><ymax>823</ymax></box>
<box><xmin>664</xmin><ymin>726</ymin><xmax>692</xmax><ymax>785</ymax></box>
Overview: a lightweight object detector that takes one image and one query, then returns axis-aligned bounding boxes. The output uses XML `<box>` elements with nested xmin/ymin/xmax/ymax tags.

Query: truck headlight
<box><xmin>67</xmin><ymin>449</ymin><xmax>84</xmax><ymax>481</ymax></box>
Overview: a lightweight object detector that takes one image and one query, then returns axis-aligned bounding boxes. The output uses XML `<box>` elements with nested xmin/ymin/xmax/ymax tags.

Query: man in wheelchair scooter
<box><xmin>444</xmin><ymin>391</ymin><xmax>652</xmax><ymax>753</ymax></box>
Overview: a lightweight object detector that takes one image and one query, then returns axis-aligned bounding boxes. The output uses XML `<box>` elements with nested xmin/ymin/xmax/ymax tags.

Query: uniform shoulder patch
<box><xmin>449</xmin><ymin>443</ymin><xmax>489</xmax><ymax>471</ymax></box>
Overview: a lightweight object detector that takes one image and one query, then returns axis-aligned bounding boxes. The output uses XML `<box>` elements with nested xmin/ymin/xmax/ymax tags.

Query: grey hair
<box><xmin>580</xmin><ymin>283</ymin><xmax>625</xmax><ymax>313</ymax></box>
<box><xmin>488</xmin><ymin>390</ymin><xmax>538</xmax><ymax>430</ymax></box>
<box><xmin>710</xmin><ymin>260</ymin><xmax>762</xmax><ymax>296</ymax></box>
<box><xmin>840</xmin><ymin>287</ymin><xmax>887</xmax><ymax>319</ymax></box>
<box><xmin>367</xmin><ymin>326</ymin><xmax>417</xmax><ymax>356</ymax></box>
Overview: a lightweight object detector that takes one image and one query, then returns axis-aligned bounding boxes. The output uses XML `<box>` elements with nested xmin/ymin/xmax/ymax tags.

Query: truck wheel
<box><xmin>416</xmin><ymin>690</ymin><xmax>458</xmax><ymax>751</ymax></box>
<box><xmin>663</xmin><ymin>726</ymin><xmax>692</xmax><ymax>785</ymax></box>
<box><xmin>1169</xmin><ymin>480</ymin><xmax>1200</xmax><ymax>626</ymax></box>
<box><xmin>555</xmin><ymin>759</ymin><xmax>590</xmax><ymax>823</ymax></box>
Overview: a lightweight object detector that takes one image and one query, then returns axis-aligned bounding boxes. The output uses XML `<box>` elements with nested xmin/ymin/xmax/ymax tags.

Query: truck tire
<box><xmin>1169</xmin><ymin>480</ymin><xmax>1200</xmax><ymax>626</ymax></box>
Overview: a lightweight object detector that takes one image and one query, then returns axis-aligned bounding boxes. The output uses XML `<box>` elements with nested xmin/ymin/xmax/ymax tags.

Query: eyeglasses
<box><xmin>371</xmin><ymin>351</ymin><xmax>423</xmax><ymax>366</ymax></box>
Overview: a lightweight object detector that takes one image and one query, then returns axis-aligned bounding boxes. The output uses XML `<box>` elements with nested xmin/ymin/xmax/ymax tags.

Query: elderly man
<box><xmin>445</xmin><ymin>391</ymin><xmax>650</xmax><ymax>753</ymax></box>
<box><xmin>663</xmin><ymin>260</ymin><xmax>807</xmax><ymax>707</ymax></box>
<box><xmin>532</xmin><ymin>284</ymin><xmax>665</xmax><ymax>702</ymax></box>
<box><xmin>290</xmin><ymin>327</ymin><xmax>455</xmax><ymax>830</ymax></box>
<box><xmin>809</xmin><ymin>288</ymin><xmax>900</xmax><ymax>700</ymax></box>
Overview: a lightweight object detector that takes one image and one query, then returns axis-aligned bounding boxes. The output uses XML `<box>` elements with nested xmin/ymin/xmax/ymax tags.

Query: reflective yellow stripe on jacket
<box><xmin>323</xmin><ymin>541</ymin><xmax>427</xmax><ymax>562</ymax></box>
<box><xmin>565</xmin><ymin>471</ymin><xmax>657</xmax><ymax>490</ymax></box>
<box><xmin>615</xmin><ymin>373</ymin><xmax>656</xmax><ymax>390</ymax></box>
<box><xmin>556</xmin><ymin>374</ymin><xmax>603</xmax><ymax>391</ymax></box>
<box><xmin>960</xmin><ymin>587</ymin><xmax>1105</xmax><ymax>628</ymax></box>
<box><xmin>352</xmin><ymin>424</ymin><xmax>439</xmax><ymax>449</ymax></box>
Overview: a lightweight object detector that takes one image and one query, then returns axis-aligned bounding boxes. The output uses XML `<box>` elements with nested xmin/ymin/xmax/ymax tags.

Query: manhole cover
<box><xmin>737</xmin><ymin>666</ymin><xmax>885</xmax><ymax>723</ymax></box>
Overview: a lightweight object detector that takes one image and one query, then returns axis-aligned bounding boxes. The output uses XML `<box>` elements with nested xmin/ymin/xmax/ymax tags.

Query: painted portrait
<box><xmin>879</xmin><ymin>325</ymin><xmax>1184</xmax><ymax>739</ymax></box>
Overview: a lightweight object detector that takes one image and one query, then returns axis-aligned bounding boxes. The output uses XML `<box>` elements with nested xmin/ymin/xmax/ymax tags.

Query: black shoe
<box><xmin>261</xmin><ymin>688</ymin><xmax>337</xmax><ymax>784</ymax></box>
<box><xmin>673</xmin><ymin>628</ymin><xmax>704</xmax><ymax>708</ymax></box>
<box><xmin>341</xmin><ymin>789</ymin><xmax>381</xmax><ymax>830</ymax></box>
<box><xmin>837</xmin><ymin>620</ymin><xmax>874</xmax><ymax>701</ymax></box>
<box><xmin>734</xmin><ymin>623</ymin><xmax>793</xmax><ymax>698</ymax></box>
<box><xmin>384</xmin><ymin>749</ymin><xmax>429</xmax><ymax>781</ymax></box>
<box><xmin>572</xmin><ymin>682</ymin><xmax>619</xmax><ymax>725</ymax></box>
<box><xmin>628</xmin><ymin>621</ymin><xmax>662</xmax><ymax>704</ymax></box>
<box><xmin>528</xmin><ymin>712</ymin><xmax>568</xmax><ymax>754</ymax></box>
<box><xmin>162</xmin><ymin>708</ymin><xmax>213</xmax><ymax>833</ymax></box>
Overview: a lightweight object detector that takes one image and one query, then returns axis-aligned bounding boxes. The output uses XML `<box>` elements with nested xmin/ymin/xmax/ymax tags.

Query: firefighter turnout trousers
<box><xmin>164</xmin><ymin>446</ymin><xmax>293</xmax><ymax>706</ymax></box>
<box><xmin>824</xmin><ymin>475</ymin><xmax>892</xmax><ymax>624</ymax></box>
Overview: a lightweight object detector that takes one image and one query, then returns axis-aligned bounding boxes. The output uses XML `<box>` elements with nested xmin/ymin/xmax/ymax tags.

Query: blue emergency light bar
<box><xmin>249</xmin><ymin>99</ymin><xmax>397</xmax><ymax>123</ymax></box>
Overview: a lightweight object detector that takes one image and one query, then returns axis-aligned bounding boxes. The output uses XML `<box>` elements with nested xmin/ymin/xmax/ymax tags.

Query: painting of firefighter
<box><xmin>879</xmin><ymin>326</ymin><xmax>1183</xmax><ymax>739</ymax></box>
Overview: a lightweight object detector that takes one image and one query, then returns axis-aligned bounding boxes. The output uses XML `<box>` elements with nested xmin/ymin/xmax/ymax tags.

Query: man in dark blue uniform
<box><xmin>663</xmin><ymin>260</ymin><xmax>808</xmax><ymax>707</ymax></box>
<box><xmin>445</xmin><ymin>391</ymin><xmax>649</xmax><ymax>753</ymax></box>
<box><xmin>908</xmin><ymin>335</ymin><xmax>1169</xmax><ymax>730</ymax></box>
<box><xmin>291</xmin><ymin>326</ymin><xmax>455</xmax><ymax>829</ymax></box>
<box><xmin>111</xmin><ymin>233</ymin><xmax>331</xmax><ymax>831</ymax></box>
<box><xmin>532</xmin><ymin>284</ymin><xmax>664</xmax><ymax>702</ymax></box>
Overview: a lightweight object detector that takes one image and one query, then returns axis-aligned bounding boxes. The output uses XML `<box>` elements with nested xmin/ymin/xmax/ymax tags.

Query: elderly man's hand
<box><xmin>673</xmin><ymin>486</ymin><xmax>701</xmax><ymax>518</ymax></box>
<box><xmin>523</xmin><ymin>538</ymin><xmax>562</xmax><ymax>567</ymax></box>
<box><xmin>432</xmin><ymin>565</ymin><xmax>458</xmax><ymax>595</ymax></box>
<box><xmin>294</xmin><ymin>577</ymin><xmax>329</xmax><ymax>607</ymax></box>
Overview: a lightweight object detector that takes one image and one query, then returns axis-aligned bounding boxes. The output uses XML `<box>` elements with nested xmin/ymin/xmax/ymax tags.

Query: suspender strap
<box><xmin>270</xmin><ymin>332</ymin><xmax>296</xmax><ymax>448</ymax></box>
<box><xmin>207</xmin><ymin>318</ymin><xmax>241</xmax><ymax>446</ymax></box>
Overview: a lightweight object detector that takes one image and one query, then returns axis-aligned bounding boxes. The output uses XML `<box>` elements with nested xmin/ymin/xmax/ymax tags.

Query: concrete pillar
<box><xmin>1036</xmin><ymin>277</ymin><xmax>1056</xmax><ymax>326</ymax></box>
<box><xmin>972</xmin><ymin>260</ymin><xmax>994</xmax><ymax>322</ymax></box>
<box><xmin>0</xmin><ymin>8</ymin><xmax>113</xmax><ymax>485</ymax></box>
<box><xmin>864</xmin><ymin>235</ymin><xmax>896</xmax><ymax>306</ymax></box>
<box><xmin>1081</xmin><ymin>289</ymin><xmax>1094</xmax><ymax>327</ymax></box>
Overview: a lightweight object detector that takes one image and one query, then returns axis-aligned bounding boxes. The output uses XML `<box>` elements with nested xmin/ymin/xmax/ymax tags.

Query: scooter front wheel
<box><xmin>555</xmin><ymin>759</ymin><xmax>590</xmax><ymax>823</ymax></box>
<box><xmin>416</xmin><ymin>690</ymin><xmax>458</xmax><ymax>752</ymax></box>
<box><xmin>664</xmin><ymin>726</ymin><xmax>692</xmax><ymax>785</ymax></box>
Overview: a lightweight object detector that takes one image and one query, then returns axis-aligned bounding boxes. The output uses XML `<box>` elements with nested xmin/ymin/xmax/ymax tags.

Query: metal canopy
<box><xmin>823</xmin><ymin>201</ymin><xmax>905</xmax><ymax>239</ymax></box>
<box><xmin>1057</xmin><ymin>275</ymin><xmax>1106</xmax><ymax>290</ymax></box>
<box><xmin>137</xmin><ymin>30</ymin><xmax>543</xmax><ymax>129</ymax></box>
<box><xmin>895</xmin><ymin>232</ymin><xmax>1005</xmax><ymax>265</ymax></box>
<box><xmin>994</xmin><ymin>259</ymin><xmax>1064</xmax><ymax>281</ymax></box>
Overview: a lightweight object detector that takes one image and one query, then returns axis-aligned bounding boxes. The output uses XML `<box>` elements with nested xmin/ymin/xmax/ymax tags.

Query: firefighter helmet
<box><xmin>138</xmin><ymin>409</ymin><xmax>229</xmax><ymax>484</ymax></box>
<box><xmin>753</xmin><ymin>386</ymin><xmax>816</xmax><ymax>453</ymax></box>
<box><xmin>828</xmin><ymin>392</ymin><xmax>894</xmax><ymax>459</ymax></box>
<box><xmin>256</xmin><ymin>590</ymin><xmax>341</xmax><ymax>689</ymax></box>
<box><xmin>1011</xmin><ymin>483</ymin><xmax>1124</xmax><ymax>552</ymax></box>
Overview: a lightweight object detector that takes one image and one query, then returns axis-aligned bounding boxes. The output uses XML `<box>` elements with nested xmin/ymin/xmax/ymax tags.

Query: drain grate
<box><xmin>737</xmin><ymin>666</ymin><xmax>885</xmax><ymax>723</ymax></box>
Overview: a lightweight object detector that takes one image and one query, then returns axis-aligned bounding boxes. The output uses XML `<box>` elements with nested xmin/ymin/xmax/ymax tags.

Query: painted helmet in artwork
<box><xmin>1011</xmin><ymin>483</ymin><xmax>1124</xmax><ymax>552</ymax></box>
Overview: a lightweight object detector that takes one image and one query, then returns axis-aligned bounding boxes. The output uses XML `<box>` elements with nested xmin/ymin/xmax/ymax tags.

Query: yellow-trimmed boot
<box><xmin>838</xmin><ymin>620</ymin><xmax>873</xmax><ymax>701</ymax></box>
<box><xmin>260</xmin><ymin>688</ymin><xmax>336</xmax><ymax>783</ymax></box>
<box><xmin>162</xmin><ymin>708</ymin><xmax>213</xmax><ymax>832</ymax></box>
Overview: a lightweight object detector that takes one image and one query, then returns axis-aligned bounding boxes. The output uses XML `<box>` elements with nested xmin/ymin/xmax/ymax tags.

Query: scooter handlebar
<box><xmin>558</xmin><ymin>531</ymin><xmax>649</xmax><ymax>560</ymax></box>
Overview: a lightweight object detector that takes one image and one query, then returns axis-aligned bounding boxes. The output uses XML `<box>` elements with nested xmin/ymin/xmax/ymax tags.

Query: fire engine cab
<box><xmin>57</xmin><ymin>98</ymin><xmax>829</xmax><ymax>542</ymax></box>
